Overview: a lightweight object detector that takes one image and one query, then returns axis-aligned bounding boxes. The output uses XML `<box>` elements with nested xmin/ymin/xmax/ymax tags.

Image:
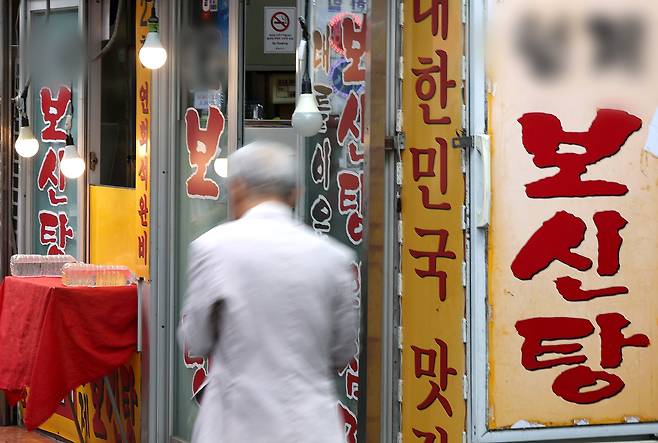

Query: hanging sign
<box><xmin>401</xmin><ymin>0</ymin><xmax>466</xmax><ymax>441</ymax></box>
<box><xmin>264</xmin><ymin>7</ymin><xmax>296</xmax><ymax>53</ymax></box>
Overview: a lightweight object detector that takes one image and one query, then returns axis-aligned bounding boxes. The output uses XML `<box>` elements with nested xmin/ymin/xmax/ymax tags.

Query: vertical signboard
<box><xmin>401</xmin><ymin>0</ymin><xmax>465</xmax><ymax>441</ymax></box>
<box><xmin>31</xmin><ymin>9</ymin><xmax>80</xmax><ymax>258</ymax></box>
<box><xmin>135</xmin><ymin>0</ymin><xmax>152</xmax><ymax>279</ymax></box>
<box><xmin>305</xmin><ymin>0</ymin><xmax>367</xmax><ymax>440</ymax></box>
<box><xmin>487</xmin><ymin>0</ymin><xmax>658</xmax><ymax>431</ymax></box>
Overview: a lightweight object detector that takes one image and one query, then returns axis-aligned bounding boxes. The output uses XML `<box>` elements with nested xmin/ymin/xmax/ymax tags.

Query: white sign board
<box><xmin>264</xmin><ymin>7</ymin><xmax>296</xmax><ymax>54</ymax></box>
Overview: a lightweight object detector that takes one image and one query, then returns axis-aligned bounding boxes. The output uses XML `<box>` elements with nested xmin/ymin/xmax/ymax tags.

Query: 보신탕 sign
<box><xmin>487</xmin><ymin>0</ymin><xmax>658</xmax><ymax>429</ymax></box>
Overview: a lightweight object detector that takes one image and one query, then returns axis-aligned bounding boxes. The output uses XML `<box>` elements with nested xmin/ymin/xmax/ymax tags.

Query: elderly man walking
<box><xmin>178</xmin><ymin>141</ymin><xmax>358</xmax><ymax>443</ymax></box>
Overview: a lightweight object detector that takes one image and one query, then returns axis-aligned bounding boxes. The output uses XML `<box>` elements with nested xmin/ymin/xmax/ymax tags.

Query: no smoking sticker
<box><xmin>264</xmin><ymin>7</ymin><xmax>296</xmax><ymax>53</ymax></box>
<box><xmin>271</xmin><ymin>12</ymin><xmax>290</xmax><ymax>32</ymax></box>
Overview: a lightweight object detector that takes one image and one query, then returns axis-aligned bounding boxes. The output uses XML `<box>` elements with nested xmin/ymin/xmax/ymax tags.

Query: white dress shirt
<box><xmin>178</xmin><ymin>201</ymin><xmax>358</xmax><ymax>443</ymax></box>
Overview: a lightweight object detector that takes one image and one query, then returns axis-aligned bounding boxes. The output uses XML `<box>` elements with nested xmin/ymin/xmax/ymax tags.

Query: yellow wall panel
<box><xmin>89</xmin><ymin>185</ymin><xmax>139</xmax><ymax>272</ymax></box>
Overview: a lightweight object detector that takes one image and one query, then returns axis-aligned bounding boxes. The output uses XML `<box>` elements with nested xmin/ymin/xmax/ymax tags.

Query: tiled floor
<box><xmin>0</xmin><ymin>427</ymin><xmax>55</xmax><ymax>442</ymax></box>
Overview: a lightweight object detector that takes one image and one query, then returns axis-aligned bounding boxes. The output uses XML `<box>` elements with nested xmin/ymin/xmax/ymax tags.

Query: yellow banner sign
<box><xmin>401</xmin><ymin>0</ymin><xmax>465</xmax><ymax>440</ymax></box>
<box><xmin>135</xmin><ymin>0</ymin><xmax>152</xmax><ymax>279</ymax></box>
<box><xmin>488</xmin><ymin>0</ymin><xmax>658</xmax><ymax>429</ymax></box>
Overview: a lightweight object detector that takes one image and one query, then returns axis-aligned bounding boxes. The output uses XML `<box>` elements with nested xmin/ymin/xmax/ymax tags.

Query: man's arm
<box><xmin>331</xmin><ymin>251</ymin><xmax>359</xmax><ymax>372</ymax></box>
<box><xmin>177</xmin><ymin>240</ymin><xmax>222</xmax><ymax>358</ymax></box>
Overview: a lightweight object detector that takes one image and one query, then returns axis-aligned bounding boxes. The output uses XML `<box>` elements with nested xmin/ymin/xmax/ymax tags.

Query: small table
<box><xmin>0</xmin><ymin>277</ymin><xmax>138</xmax><ymax>443</ymax></box>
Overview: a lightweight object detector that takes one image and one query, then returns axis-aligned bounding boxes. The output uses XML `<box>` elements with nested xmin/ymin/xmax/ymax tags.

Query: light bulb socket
<box><xmin>148</xmin><ymin>5</ymin><xmax>159</xmax><ymax>32</ymax></box>
<box><xmin>20</xmin><ymin>114</ymin><xmax>30</xmax><ymax>128</ymax></box>
<box><xmin>65</xmin><ymin>133</ymin><xmax>74</xmax><ymax>146</ymax></box>
<box><xmin>301</xmin><ymin>72</ymin><xmax>312</xmax><ymax>94</ymax></box>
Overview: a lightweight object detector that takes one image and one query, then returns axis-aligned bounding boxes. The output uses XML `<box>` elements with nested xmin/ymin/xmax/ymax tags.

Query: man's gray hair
<box><xmin>228</xmin><ymin>141</ymin><xmax>298</xmax><ymax>198</ymax></box>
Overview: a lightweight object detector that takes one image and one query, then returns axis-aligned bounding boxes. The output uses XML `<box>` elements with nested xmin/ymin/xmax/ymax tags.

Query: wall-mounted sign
<box><xmin>264</xmin><ymin>7</ymin><xmax>296</xmax><ymax>54</ymax></box>
<box><xmin>487</xmin><ymin>0</ymin><xmax>658</xmax><ymax>431</ymax></box>
<box><xmin>401</xmin><ymin>0</ymin><xmax>465</xmax><ymax>441</ymax></box>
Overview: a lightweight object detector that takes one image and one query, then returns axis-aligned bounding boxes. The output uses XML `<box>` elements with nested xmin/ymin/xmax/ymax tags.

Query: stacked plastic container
<box><xmin>61</xmin><ymin>263</ymin><xmax>135</xmax><ymax>287</ymax></box>
<box><xmin>10</xmin><ymin>254</ymin><xmax>76</xmax><ymax>277</ymax></box>
<box><xmin>9</xmin><ymin>254</ymin><xmax>135</xmax><ymax>287</ymax></box>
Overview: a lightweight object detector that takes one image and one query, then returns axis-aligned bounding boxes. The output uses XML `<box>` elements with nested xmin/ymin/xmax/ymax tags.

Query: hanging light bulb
<box><xmin>139</xmin><ymin>5</ymin><xmax>167</xmax><ymax>70</ymax></box>
<box><xmin>15</xmin><ymin>115</ymin><xmax>39</xmax><ymax>158</ymax></box>
<box><xmin>60</xmin><ymin>134</ymin><xmax>85</xmax><ymax>179</ymax></box>
<box><xmin>292</xmin><ymin>16</ymin><xmax>322</xmax><ymax>137</ymax></box>
<box><xmin>292</xmin><ymin>91</ymin><xmax>323</xmax><ymax>137</ymax></box>
<box><xmin>214</xmin><ymin>157</ymin><xmax>228</xmax><ymax>178</ymax></box>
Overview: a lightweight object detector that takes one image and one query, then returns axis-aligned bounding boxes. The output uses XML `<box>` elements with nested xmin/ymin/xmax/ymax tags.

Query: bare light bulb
<box><xmin>139</xmin><ymin>31</ymin><xmax>167</xmax><ymax>70</ymax></box>
<box><xmin>15</xmin><ymin>120</ymin><xmax>39</xmax><ymax>158</ymax></box>
<box><xmin>292</xmin><ymin>93</ymin><xmax>323</xmax><ymax>137</ymax></box>
<box><xmin>60</xmin><ymin>135</ymin><xmax>85</xmax><ymax>179</ymax></box>
<box><xmin>214</xmin><ymin>157</ymin><xmax>228</xmax><ymax>178</ymax></box>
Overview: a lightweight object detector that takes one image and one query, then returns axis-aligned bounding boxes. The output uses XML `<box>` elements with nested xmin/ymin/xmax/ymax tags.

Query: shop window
<box><xmin>244</xmin><ymin>0</ymin><xmax>296</xmax><ymax>123</ymax></box>
<box><xmin>90</xmin><ymin>0</ymin><xmax>137</xmax><ymax>188</ymax></box>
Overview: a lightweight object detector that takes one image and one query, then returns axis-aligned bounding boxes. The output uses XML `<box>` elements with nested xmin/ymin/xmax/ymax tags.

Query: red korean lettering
<box><xmin>597</xmin><ymin>313</ymin><xmax>650</xmax><ymax>369</ymax></box>
<box><xmin>40</xmin><ymin>86</ymin><xmax>71</xmax><ymax>142</ymax></box>
<box><xmin>138</xmin><ymin>158</ymin><xmax>148</xmax><ymax>190</ymax></box>
<box><xmin>554</xmin><ymin>277</ymin><xmax>628</xmax><ymax>302</ymax></box>
<box><xmin>37</xmin><ymin>147</ymin><xmax>68</xmax><ymax>206</ymax></box>
<box><xmin>412</xmin><ymin>339</ymin><xmax>456</xmax><ymax>415</ymax></box>
<box><xmin>185</xmin><ymin>105</ymin><xmax>224</xmax><ymax>199</ymax></box>
<box><xmin>511</xmin><ymin>211</ymin><xmax>591</xmax><ymax>280</ymax></box>
<box><xmin>517</xmin><ymin>109</ymin><xmax>642</xmax><ymax>198</ymax></box>
<box><xmin>39</xmin><ymin>211</ymin><xmax>74</xmax><ymax>254</ymax></box>
<box><xmin>339</xmin><ymin>358</ymin><xmax>359</xmax><ymax>400</ymax></box>
<box><xmin>120</xmin><ymin>365</ymin><xmax>138</xmax><ymax>427</ymax></box>
<box><xmin>593</xmin><ymin>210</ymin><xmax>626</xmax><ymax>276</ymax></box>
<box><xmin>514</xmin><ymin>210</ymin><xmax>630</xmax><ymax>300</ymax></box>
<box><xmin>412</xmin><ymin>50</ymin><xmax>456</xmax><ymax>125</ymax></box>
<box><xmin>338</xmin><ymin>402</ymin><xmax>357</xmax><ymax>443</ymax></box>
<box><xmin>37</xmin><ymin>147</ymin><xmax>66</xmax><ymax>192</ymax></box>
<box><xmin>138</xmin><ymin>231</ymin><xmax>148</xmax><ymax>265</ymax></box>
<box><xmin>413</xmin><ymin>0</ymin><xmax>448</xmax><ymax>39</ymax></box>
<box><xmin>139</xmin><ymin>119</ymin><xmax>149</xmax><ymax>148</ymax></box>
<box><xmin>337</xmin><ymin>91</ymin><xmax>365</xmax><ymax>166</ymax></box>
<box><xmin>409</xmin><ymin>228</ymin><xmax>456</xmax><ymax>302</ymax></box>
<box><xmin>138</xmin><ymin>194</ymin><xmax>149</xmax><ymax>227</ymax></box>
<box><xmin>139</xmin><ymin>82</ymin><xmax>150</xmax><ymax>114</ymax></box>
<box><xmin>410</xmin><ymin>138</ymin><xmax>450</xmax><ymax>210</ymax></box>
<box><xmin>515</xmin><ymin>317</ymin><xmax>594</xmax><ymax>370</ymax></box>
<box><xmin>412</xmin><ymin>427</ymin><xmax>447</xmax><ymax>443</ymax></box>
<box><xmin>552</xmin><ymin>365</ymin><xmax>624</xmax><ymax>404</ymax></box>
<box><xmin>90</xmin><ymin>379</ymin><xmax>107</xmax><ymax>439</ymax></box>
<box><xmin>341</xmin><ymin>16</ymin><xmax>366</xmax><ymax>84</ymax></box>
<box><xmin>313</xmin><ymin>27</ymin><xmax>330</xmax><ymax>74</ymax></box>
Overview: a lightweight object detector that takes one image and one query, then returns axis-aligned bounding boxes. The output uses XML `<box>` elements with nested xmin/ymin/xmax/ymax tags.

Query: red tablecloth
<box><xmin>0</xmin><ymin>277</ymin><xmax>137</xmax><ymax>430</ymax></box>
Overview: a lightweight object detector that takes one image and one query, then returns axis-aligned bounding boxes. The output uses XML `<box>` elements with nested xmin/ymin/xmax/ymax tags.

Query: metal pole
<box><xmin>137</xmin><ymin>278</ymin><xmax>143</xmax><ymax>352</ymax></box>
<box><xmin>0</xmin><ymin>0</ymin><xmax>14</xmax><ymax>278</ymax></box>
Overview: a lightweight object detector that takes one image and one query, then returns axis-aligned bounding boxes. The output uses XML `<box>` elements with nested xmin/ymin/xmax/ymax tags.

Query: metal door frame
<box><xmin>149</xmin><ymin>0</ymin><xmax>243</xmax><ymax>442</ymax></box>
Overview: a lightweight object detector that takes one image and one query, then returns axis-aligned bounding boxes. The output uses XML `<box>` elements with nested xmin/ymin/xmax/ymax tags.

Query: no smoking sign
<box><xmin>264</xmin><ymin>7</ymin><xmax>296</xmax><ymax>53</ymax></box>
<box><xmin>270</xmin><ymin>11</ymin><xmax>290</xmax><ymax>32</ymax></box>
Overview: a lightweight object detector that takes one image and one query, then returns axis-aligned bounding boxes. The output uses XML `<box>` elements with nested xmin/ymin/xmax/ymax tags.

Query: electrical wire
<box><xmin>89</xmin><ymin>0</ymin><xmax>125</xmax><ymax>62</ymax></box>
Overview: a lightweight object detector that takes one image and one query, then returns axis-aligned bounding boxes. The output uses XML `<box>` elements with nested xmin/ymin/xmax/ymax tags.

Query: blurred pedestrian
<box><xmin>178</xmin><ymin>141</ymin><xmax>358</xmax><ymax>443</ymax></box>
